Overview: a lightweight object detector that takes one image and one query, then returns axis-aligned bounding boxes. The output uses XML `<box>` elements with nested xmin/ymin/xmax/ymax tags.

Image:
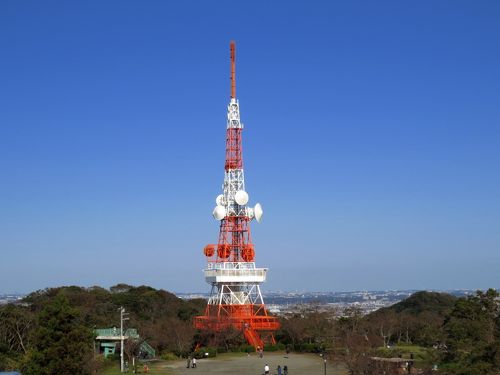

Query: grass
<box><xmin>375</xmin><ymin>344</ymin><xmax>427</xmax><ymax>358</ymax></box>
<box><xmin>99</xmin><ymin>361</ymin><xmax>173</xmax><ymax>375</ymax></box>
<box><xmin>373</xmin><ymin>344</ymin><xmax>440</xmax><ymax>369</ymax></box>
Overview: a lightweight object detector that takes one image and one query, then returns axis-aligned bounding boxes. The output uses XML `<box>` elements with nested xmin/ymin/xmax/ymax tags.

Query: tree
<box><xmin>21</xmin><ymin>294</ymin><xmax>94</xmax><ymax>375</ymax></box>
<box><xmin>334</xmin><ymin>307</ymin><xmax>374</xmax><ymax>375</ymax></box>
<box><xmin>279</xmin><ymin>314</ymin><xmax>308</xmax><ymax>349</ymax></box>
<box><xmin>442</xmin><ymin>289</ymin><xmax>500</xmax><ymax>374</ymax></box>
<box><xmin>0</xmin><ymin>305</ymin><xmax>33</xmax><ymax>355</ymax></box>
<box><xmin>0</xmin><ymin>304</ymin><xmax>34</xmax><ymax>371</ymax></box>
<box><xmin>164</xmin><ymin>318</ymin><xmax>196</xmax><ymax>356</ymax></box>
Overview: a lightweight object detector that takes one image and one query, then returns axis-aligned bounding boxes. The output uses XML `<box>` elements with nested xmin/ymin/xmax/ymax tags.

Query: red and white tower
<box><xmin>194</xmin><ymin>42</ymin><xmax>279</xmax><ymax>349</ymax></box>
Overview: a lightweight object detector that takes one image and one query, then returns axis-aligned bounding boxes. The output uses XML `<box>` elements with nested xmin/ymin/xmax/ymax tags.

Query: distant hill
<box><xmin>6</xmin><ymin>284</ymin><xmax>206</xmax><ymax>356</ymax></box>
<box><xmin>24</xmin><ymin>284</ymin><xmax>205</xmax><ymax>323</ymax></box>
<box><xmin>364</xmin><ymin>291</ymin><xmax>458</xmax><ymax>347</ymax></box>
<box><xmin>383</xmin><ymin>291</ymin><xmax>457</xmax><ymax>316</ymax></box>
<box><xmin>0</xmin><ymin>284</ymin><xmax>210</xmax><ymax>372</ymax></box>
<box><xmin>366</xmin><ymin>291</ymin><xmax>457</xmax><ymax>321</ymax></box>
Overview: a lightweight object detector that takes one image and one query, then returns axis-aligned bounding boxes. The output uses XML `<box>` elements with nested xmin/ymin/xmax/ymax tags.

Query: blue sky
<box><xmin>1</xmin><ymin>1</ymin><xmax>499</xmax><ymax>293</ymax></box>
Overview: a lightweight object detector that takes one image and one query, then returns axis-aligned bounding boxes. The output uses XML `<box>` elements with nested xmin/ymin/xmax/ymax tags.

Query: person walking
<box><xmin>186</xmin><ymin>356</ymin><xmax>191</xmax><ymax>368</ymax></box>
<box><xmin>283</xmin><ymin>364</ymin><xmax>288</xmax><ymax>375</ymax></box>
<box><xmin>264</xmin><ymin>364</ymin><xmax>270</xmax><ymax>374</ymax></box>
<box><xmin>277</xmin><ymin>364</ymin><xmax>282</xmax><ymax>375</ymax></box>
<box><xmin>192</xmin><ymin>357</ymin><xmax>197</xmax><ymax>368</ymax></box>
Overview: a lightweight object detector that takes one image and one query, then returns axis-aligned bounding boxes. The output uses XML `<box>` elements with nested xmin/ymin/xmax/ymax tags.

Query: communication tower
<box><xmin>194</xmin><ymin>42</ymin><xmax>279</xmax><ymax>349</ymax></box>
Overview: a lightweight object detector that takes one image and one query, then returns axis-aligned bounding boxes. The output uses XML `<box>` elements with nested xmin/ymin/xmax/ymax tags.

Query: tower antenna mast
<box><xmin>230</xmin><ymin>40</ymin><xmax>236</xmax><ymax>99</ymax></box>
<box><xmin>195</xmin><ymin>42</ymin><xmax>279</xmax><ymax>349</ymax></box>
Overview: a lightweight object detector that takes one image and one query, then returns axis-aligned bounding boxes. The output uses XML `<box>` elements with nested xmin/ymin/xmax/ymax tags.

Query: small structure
<box><xmin>369</xmin><ymin>357</ymin><xmax>415</xmax><ymax>374</ymax></box>
<box><xmin>94</xmin><ymin>327</ymin><xmax>156</xmax><ymax>359</ymax></box>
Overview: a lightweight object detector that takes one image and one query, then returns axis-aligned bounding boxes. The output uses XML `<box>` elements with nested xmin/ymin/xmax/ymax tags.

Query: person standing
<box><xmin>283</xmin><ymin>365</ymin><xmax>288</xmax><ymax>375</ymax></box>
<box><xmin>264</xmin><ymin>364</ymin><xmax>270</xmax><ymax>374</ymax></box>
<box><xmin>192</xmin><ymin>357</ymin><xmax>197</xmax><ymax>368</ymax></box>
<box><xmin>277</xmin><ymin>365</ymin><xmax>282</xmax><ymax>375</ymax></box>
<box><xmin>186</xmin><ymin>356</ymin><xmax>191</xmax><ymax>368</ymax></box>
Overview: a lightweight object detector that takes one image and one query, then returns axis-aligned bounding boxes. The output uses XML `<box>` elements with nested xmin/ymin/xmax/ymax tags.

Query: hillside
<box><xmin>382</xmin><ymin>291</ymin><xmax>457</xmax><ymax>316</ymax></box>
<box><xmin>0</xmin><ymin>284</ymin><xmax>207</xmax><ymax>373</ymax></box>
<box><xmin>363</xmin><ymin>291</ymin><xmax>458</xmax><ymax>348</ymax></box>
<box><xmin>23</xmin><ymin>284</ymin><xmax>205</xmax><ymax>327</ymax></box>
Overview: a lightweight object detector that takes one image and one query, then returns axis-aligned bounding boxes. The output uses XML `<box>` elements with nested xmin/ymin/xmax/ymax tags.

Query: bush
<box><xmin>264</xmin><ymin>343</ymin><xmax>285</xmax><ymax>352</ymax></box>
<box><xmin>373</xmin><ymin>345</ymin><xmax>429</xmax><ymax>361</ymax></box>
<box><xmin>160</xmin><ymin>352</ymin><xmax>178</xmax><ymax>361</ymax></box>
<box><xmin>239</xmin><ymin>344</ymin><xmax>254</xmax><ymax>353</ymax></box>
<box><xmin>296</xmin><ymin>343</ymin><xmax>323</xmax><ymax>353</ymax></box>
<box><xmin>94</xmin><ymin>356</ymin><xmax>117</xmax><ymax>373</ymax></box>
<box><xmin>193</xmin><ymin>346</ymin><xmax>217</xmax><ymax>359</ymax></box>
<box><xmin>263</xmin><ymin>344</ymin><xmax>279</xmax><ymax>352</ymax></box>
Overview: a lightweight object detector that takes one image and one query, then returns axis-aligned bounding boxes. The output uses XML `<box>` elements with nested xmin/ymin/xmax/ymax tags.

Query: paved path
<box><xmin>159</xmin><ymin>352</ymin><xmax>348</xmax><ymax>375</ymax></box>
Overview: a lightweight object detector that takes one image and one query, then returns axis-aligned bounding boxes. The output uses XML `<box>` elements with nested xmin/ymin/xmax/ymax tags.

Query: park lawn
<box><xmin>99</xmin><ymin>361</ymin><xmax>173</xmax><ymax>375</ymax></box>
<box><xmin>208</xmin><ymin>351</ymin><xmax>251</xmax><ymax>360</ymax></box>
<box><xmin>99</xmin><ymin>352</ymin><xmax>256</xmax><ymax>374</ymax></box>
<box><xmin>100</xmin><ymin>352</ymin><xmax>349</xmax><ymax>375</ymax></box>
<box><xmin>375</xmin><ymin>344</ymin><xmax>429</xmax><ymax>358</ymax></box>
<box><xmin>373</xmin><ymin>344</ymin><xmax>439</xmax><ymax>369</ymax></box>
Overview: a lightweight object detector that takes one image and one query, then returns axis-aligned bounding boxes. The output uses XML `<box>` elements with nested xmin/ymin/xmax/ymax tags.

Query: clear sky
<box><xmin>1</xmin><ymin>1</ymin><xmax>499</xmax><ymax>294</ymax></box>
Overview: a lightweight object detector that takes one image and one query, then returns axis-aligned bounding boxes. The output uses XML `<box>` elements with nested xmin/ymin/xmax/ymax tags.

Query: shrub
<box><xmin>193</xmin><ymin>346</ymin><xmax>217</xmax><ymax>359</ymax></box>
<box><xmin>297</xmin><ymin>343</ymin><xmax>323</xmax><ymax>353</ymax></box>
<box><xmin>263</xmin><ymin>343</ymin><xmax>285</xmax><ymax>352</ymax></box>
<box><xmin>160</xmin><ymin>352</ymin><xmax>178</xmax><ymax>361</ymax></box>
<box><xmin>239</xmin><ymin>344</ymin><xmax>254</xmax><ymax>353</ymax></box>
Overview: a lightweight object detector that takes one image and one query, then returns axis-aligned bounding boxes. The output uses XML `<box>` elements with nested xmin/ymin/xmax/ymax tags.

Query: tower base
<box><xmin>194</xmin><ymin>304</ymin><xmax>279</xmax><ymax>349</ymax></box>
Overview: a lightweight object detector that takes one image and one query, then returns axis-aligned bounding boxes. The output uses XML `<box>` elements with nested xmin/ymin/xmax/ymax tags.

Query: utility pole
<box><xmin>119</xmin><ymin>307</ymin><xmax>129</xmax><ymax>373</ymax></box>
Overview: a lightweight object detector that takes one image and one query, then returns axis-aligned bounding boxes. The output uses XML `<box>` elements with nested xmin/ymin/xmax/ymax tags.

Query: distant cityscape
<box><xmin>1</xmin><ymin>289</ymin><xmax>478</xmax><ymax>316</ymax></box>
<box><xmin>178</xmin><ymin>289</ymin><xmax>476</xmax><ymax>316</ymax></box>
<box><xmin>0</xmin><ymin>293</ymin><xmax>24</xmax><ymax>305</ymax></box>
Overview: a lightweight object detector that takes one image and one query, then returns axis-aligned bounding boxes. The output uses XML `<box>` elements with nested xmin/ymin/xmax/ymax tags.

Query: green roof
<box><xmin>95</xmin><ymin>328</ymin><xmax>139</xmax><ymax>339</ymax></box>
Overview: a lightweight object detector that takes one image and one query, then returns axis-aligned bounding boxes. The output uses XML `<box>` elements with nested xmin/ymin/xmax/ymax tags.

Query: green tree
<box><xmin>22</xmin><ymin>294</ymin><xmax>94</xmax><ymax>375</ymax></box>
<box><xmin>443</xmin><ymin>289</ymin><xmax>500</xmax><ymax>374</ymax></box>
<box><xmin>0</xmin><ymin>304</ymin><xmax>34</xmax><ymax>371</ymax></box>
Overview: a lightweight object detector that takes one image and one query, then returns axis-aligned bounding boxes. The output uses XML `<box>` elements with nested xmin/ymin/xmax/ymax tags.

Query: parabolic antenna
<box><xmin>254</xmin><ymin>203</ymin><xmax>263</xmax><ymax>222</ymax></box>
<box><xmin>235</xmin><ymin>190</ymin><xmax>249</xmax><ymax>205</ymax></box>
<box><xmin>216</xmin><ymin>194</ymin><xmax>224</xmax><ymax>206</ymax></box>
<box><xmin>212</xmin><ymin>205</ymin><xmax>226</xmax><ymax>220</ymax></box>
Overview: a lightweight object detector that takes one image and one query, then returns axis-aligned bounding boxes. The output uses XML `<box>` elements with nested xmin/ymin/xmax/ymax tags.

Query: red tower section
<box><xmin>194</xmin><ymin>42</ymin><xmax>279</xmax><ymax>349</ymax></box>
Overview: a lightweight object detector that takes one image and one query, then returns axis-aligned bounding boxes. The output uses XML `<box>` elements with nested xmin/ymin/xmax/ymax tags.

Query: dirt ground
<box><xmin>159</xmin><ymin>352</ymin><xmax>348</xmax><ymax>375</ymax></box>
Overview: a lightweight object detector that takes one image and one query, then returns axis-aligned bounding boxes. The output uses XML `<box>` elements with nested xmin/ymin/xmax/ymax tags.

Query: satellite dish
<box><xmin>216</xmin><ymin>194</ymin><xmax>224</xmax><ymax>206</ymax></box>
<box><xmin>247</xmin><ymin>207</ymin><xmax>254</xmax><ymax>220</ymax></box>
<box><xmin>212</xmin><ymin>205</ymin><xmax>226</xmax><ymax>220</ymax></box>
<box><xmin>254</xmin><ymin>203</ymin><xmax>263</xmax><ymax>222</ymax></box>
<box><xmin>234</xmin><ymin>190</ymin><xmax>249</xmax><ymax>205</ymax></box>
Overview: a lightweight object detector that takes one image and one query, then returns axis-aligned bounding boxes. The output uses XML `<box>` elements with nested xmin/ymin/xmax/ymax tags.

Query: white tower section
<box><xmin>205</xmin><ymin>97</ymin><xmax>267</xmax><ymax>307</ymax></box>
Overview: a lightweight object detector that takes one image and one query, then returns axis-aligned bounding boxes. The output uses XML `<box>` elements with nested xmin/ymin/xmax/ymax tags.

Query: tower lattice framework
<box><xmin>194</xmin><ymin>41</ymin><xmax>279</xmax><ymax>349</ymax></box>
